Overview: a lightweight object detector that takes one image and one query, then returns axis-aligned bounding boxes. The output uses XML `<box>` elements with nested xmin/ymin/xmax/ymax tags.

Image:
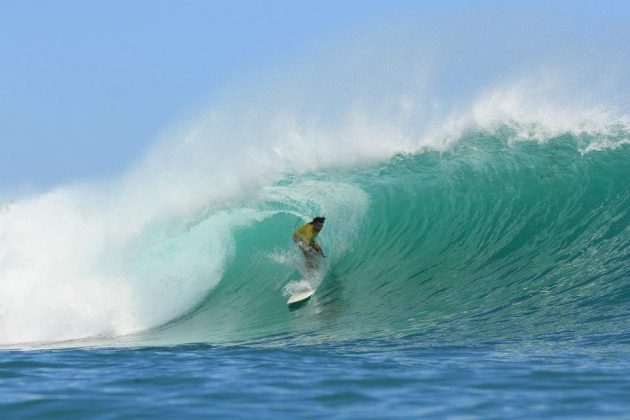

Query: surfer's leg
<box><xmin>306</xmin><ymin>255</ymin><xmax>316</xmax><ymax>269</ymax></box>
<box><xmin>302</xmin><ymin>248</ymin><xmax>315</xmax><ymax>269</ymax></box>
<box><xmin>296</xmin><ymin>241</ymin><xmax>316</xmax><ymax>269</ymax></box>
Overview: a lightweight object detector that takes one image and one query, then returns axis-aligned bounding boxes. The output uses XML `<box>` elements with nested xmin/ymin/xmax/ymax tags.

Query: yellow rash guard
<box><xmin>293</xmin><ymin>223</ymin><xmax>319</xmax><ymax>246</ymax></box>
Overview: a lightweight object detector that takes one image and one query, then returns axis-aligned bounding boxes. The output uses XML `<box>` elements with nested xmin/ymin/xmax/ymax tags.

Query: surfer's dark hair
<box><xmin>312</xmin><ymin>216</ymin><xmax>326</xmax><ymax>224</ymax></box>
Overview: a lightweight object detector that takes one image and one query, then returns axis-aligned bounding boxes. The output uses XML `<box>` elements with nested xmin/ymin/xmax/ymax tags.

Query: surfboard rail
<box><xmin>287</xmin><ymin>289</ymin><xmax>315</xmax><ymax>305</ymax></box>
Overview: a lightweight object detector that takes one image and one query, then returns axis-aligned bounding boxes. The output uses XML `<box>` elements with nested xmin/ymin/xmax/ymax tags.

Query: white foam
<box><xmin>0</xmin><ymin>178</ymin><xmax>263</xmax><ymax>345</ymax></box>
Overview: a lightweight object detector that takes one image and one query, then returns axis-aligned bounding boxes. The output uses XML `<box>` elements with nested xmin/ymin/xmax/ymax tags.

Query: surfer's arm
<box><xmin>311</xmin><ymin>241</ymin><xmax>324</xmax><ymax>256</ymax></box>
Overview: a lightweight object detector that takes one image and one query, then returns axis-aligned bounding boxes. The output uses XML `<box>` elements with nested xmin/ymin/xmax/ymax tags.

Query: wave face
<box><xmin>2</xmin><ymin>119</ymin><xmax>629</xmax><ymax>348</ymax></box>
<box><xmin>130</xmin><ymin>131</ymin><xmax>629</xmax><ymax>347</ymax></box>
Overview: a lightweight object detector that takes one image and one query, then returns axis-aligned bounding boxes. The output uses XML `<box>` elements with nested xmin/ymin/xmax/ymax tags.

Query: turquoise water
<box><xmin>129</xmin><ymin>133</ymin><xmax>630</xmax><ymax>348</ymax></box>
<box><xmin>2</xmin><ymin>131</ymin><xmax>630</xmax><ymax>417</ymax></box>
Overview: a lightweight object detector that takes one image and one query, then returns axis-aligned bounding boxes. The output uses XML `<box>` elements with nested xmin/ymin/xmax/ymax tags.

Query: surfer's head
<box><xmin>312</xmin><ymin>216</ymin><xmax>326</xmax><ymax>232</ymax></box>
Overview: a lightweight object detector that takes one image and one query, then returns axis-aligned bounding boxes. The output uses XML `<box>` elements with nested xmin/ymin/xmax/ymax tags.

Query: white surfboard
<box><xmin>287</xmin><ymin>289</ymin><xmax>315</xmax><ymax>305</ymax></box>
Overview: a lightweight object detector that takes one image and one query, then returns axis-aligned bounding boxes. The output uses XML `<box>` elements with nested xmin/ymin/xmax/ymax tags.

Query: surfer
<box><xmin>293</xmin><ymin>216</ymin><xmax>325</xmax><ymax>269</ymax></box>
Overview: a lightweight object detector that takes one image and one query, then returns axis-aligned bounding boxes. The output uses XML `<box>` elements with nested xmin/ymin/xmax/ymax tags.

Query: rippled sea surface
<box><xmin>3</xmin><ymin>337</ymin><xmax>630</xmax><ymax>418</ymax></box>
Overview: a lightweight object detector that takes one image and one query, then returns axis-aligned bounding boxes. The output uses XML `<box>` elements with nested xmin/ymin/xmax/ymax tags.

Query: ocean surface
<box><xmin>1</xmin><ymin>127</ymin><xmax>629</xmax><ymax>417</ymax></box>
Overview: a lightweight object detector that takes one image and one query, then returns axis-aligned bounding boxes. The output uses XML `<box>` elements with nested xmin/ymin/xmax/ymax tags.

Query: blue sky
<box><xmin>1</xmin><ymin>1</ymin><xmax>629</xmax><ymax>193</ymax></box>
<box><xmin>1</xmin><ymin>1</ymin><xmax>388</xmax><ymax>191</ymax></box>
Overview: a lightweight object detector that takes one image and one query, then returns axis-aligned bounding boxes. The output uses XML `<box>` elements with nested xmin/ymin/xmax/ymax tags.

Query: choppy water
<box><xmin>3</xmin><ymin>340</ymin><xmax>630</xmax><ymax>417</ymax></box>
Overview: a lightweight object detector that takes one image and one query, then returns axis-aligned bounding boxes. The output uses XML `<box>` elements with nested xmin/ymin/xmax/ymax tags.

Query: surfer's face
<box><xmin>313</xmin><ymin>221</ymin><xmax>324</xmax><ymax>232</ymax></box>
